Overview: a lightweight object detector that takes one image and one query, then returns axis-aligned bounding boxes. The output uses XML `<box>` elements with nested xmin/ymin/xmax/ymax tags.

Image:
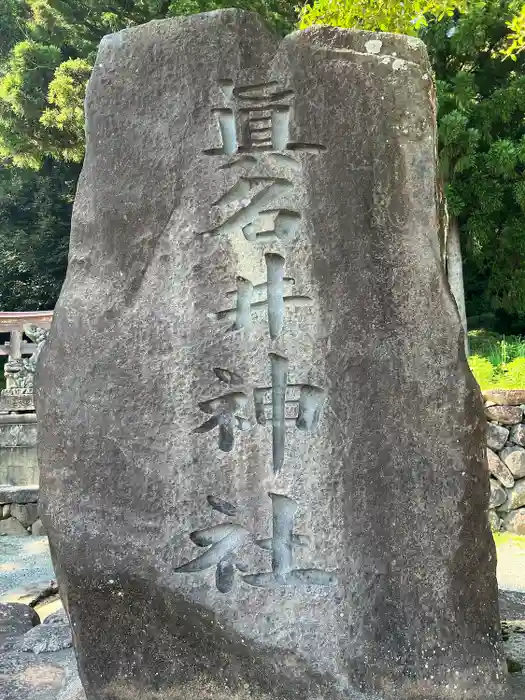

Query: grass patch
<box><xmin>468</xmin><ymin>330</ymin><xmax>525</xmax><ymax>389</ymax></box>
<box><xmin>493</xmin><ymin>531</ymin><xmax>525</xmax><ymax>549</ymax></box>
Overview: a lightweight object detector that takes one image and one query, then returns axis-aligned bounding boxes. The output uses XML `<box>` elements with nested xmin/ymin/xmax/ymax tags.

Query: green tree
<box><xmin>0</xmin><ymin>40</ymin><xmax>64</xmax><ymax>168</ymax></box>
<box><xmin>423</xmin><ymin>1</ymin><xmax>525</xmax><ymax>329</ymax></box>
<box><xmin>0</xmin><ymin>1</ymin><xmax>31</xmax><ymax>63</ymax></box>
<box><xmin>300</xmin><ymin>0</ymin><xmax>525</xmax><ymax>334</ymax></box>
<box><xmin>0</xmin><ymin>0</ymin><xmax>299</xmax><ymax>312</ymax></box>
<box><xmin>0</xmin><ymin>0</ymin><xmax>298</xmax><ymax>168</ymax></box>
<box><xmin>299</xmin><ymin>0</ymin><xmax>465</xmax><ymax>35</ymax></box>
<box><xmin>0</xmin><ymin>159</ymin><xmax>79</xmax><ymax>310</ymax></box>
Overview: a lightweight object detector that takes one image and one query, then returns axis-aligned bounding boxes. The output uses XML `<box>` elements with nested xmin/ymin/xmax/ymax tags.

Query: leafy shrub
<box><xmin>468</xmin><ymin>330</ymin><xmax>525</xmax><ymax>389</ymax></box>
<box><xmin>498</xmin><ymin>357</ymin><xmax>525</xmax><ymax>388</ymax></box>
<box><xmin>469</xmin><ymin>330</ymin><xmax>525</xmax><ymax>365</ymax></box>
<box><xmin>468</xmin><ymin>355</ymin><xmax>498</xmax><ymax>389</ymax></box>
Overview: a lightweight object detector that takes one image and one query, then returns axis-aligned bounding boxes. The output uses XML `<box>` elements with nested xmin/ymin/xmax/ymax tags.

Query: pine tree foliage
<box><xmin>0</xmin><ymin>0</ymin><xmax>298</xmax><ymax>167</ymax></box>
<box><xmin>0</xmin><ymin>0</ymin><xmax>298</xmax><ymax>310</ymax></box>
<box><xmin>423</xmin><ymin>1</ymin><xmax>525</xmax><ymax>323</ymax></box>
<box><xmin>0</xmin><ymin>159</ymin><xmax>79</xmax><ymax>310</ymax></box>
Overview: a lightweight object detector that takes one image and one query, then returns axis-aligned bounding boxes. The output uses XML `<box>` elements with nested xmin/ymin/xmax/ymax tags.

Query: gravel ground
<box><xmin>0</xmin><ymin>537</ymin><xmax>54</xmax><ymax>599</ymax></box>
<box><xmin>496</xmin><ymin>535</ymin><xmax>525</xmax><ymax>593</ymax></box>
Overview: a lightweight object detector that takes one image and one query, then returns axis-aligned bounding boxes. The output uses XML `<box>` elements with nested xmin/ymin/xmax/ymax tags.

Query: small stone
<box><xmin>486</xmin><ymin>422</ymin><xmax>509</xmax><ymax>451</ymax></box>
<box><xmin>499</xmin><ymin>445</ymin><xmax>525</xmax><ymax>478</ymax></box>
<box><xmin>488</xmin><ymin>510</ymin><xmax>501</xmax><ymax>532</ymax></box>
<box><xmin>0</xmin><ymin>516</ymin><xmax>30</xmax><ymax>536</ymax></box>
<box><xmin>487</xmin><ymin>448</ymin><xmax>515</xmax><ymax>488</ymax></box>
<box><xmin>10</xmin><ymin>502</ymin><xmax>39</xmax><ymax>528</ymax></box>
<box><xmin>43</xmin><ymin>608</ymin><xmax>68</xmax><ymax>625</ymax></box>
<box><xmin>489</xmin><ymin>479</ymin><xmax>507</xmax><ymax>508</ymax></box>
<box><xmin>485</xmin><ymin>405</ymin><xmax>523</xmax><ymax>425</ymax></box>
<box><xmin>506</xmin><ymin>657</ymin><xmax>523</xmax><ymax>673</ymax></box>
<box><xmin>0</xmin><ymin>603</ymin><xmax>40</xmax><ymax>640</ymax></box>
<box><xmin>483</xmin><ymin>389</ymin><xmax>525</xmax><ymax>406</ymax></box>
<box><xmin>509</xmin><ymin>423</ymin><xmax>525</xmax><ymax>447</ymax></box>
<box><xmin>17</xmin><ymin>622</ymin><xmax>72</xmax><ymax>653</ymax></box>
<box><xmin>503</xmin><ymin>508</ymin><xmax>525</xmax><ymax>535</ymax></box>
<box><xmin>0</xmin><ymin>484</ymin><xmax>39</xmax><ymax>505</ymax></box>
<box><xmin>1</xmin><ymin>504</ymin><xmax>10</xmax><ymax>519</ymax></box>
<box><xmin>365</xmin><ymin>39</ymin><xmax>383</xmax><ymax>54</ymax></box>
<box><xmin>498</xmin><ymin>480</ymin><xmax>525</xmax><ymax>513</ymax></box>
<box><xmin>31</xmin><ymin>518</ymin><xmax>46</xmax><ymax>536</ymax></box>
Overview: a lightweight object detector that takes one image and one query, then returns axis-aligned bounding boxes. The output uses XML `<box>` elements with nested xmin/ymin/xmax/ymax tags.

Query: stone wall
<box><xmin>0</xmin><ymin>484</ymin><xmax>44</xmax><ymax>535</ymax></box>
<box><xmin>0</xmin><ymin>414</ymin><xmax>38</xmax><ymax>485</ymax></box>
<box><xmin>485</xmin><ymin>390</ymin><xmax>525</xmax><ymax>535</ymax></box>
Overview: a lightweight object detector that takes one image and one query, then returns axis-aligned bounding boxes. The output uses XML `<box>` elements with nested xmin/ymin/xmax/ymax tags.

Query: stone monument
<box><xmin>36</xmin><ymin>11</ymin><xmax>508</xmax><ymax>700</ymax></box>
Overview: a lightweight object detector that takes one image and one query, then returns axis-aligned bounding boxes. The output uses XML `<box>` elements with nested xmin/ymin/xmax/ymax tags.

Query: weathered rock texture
<box><xmin>0</xmin><ymin>418</ymin><xmax>38</xmax><ymax>487</ymax></box>
<box><xmin>488</xmin><ymin>447</ymin><xmax>515</xmax><ymax>488</ymax></box>
<box><xmin>484</xmin><ymin>394</ymin><xmax>525</xmax><ymax>534</ymax></box>
<box><xmin>36</xmin><ymin>11</ymin><xmax>506</xmax><ymax>700</ymax></box>
<box><xmin>485</xmin><ymin>405</ymin><xmax>523</xmax><ymax>425</ymax></box>
<box><xmin>0</xmin><ymin>486</ymin><xmax>42</xmax><ymax>535</ymax></box>
<box><xmin>0</xmin><ymin>603</ymin><xmax>83</xmax><ymax>700</ymax></box>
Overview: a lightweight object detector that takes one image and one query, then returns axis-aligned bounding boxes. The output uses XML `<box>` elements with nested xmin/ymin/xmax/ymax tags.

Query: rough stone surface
<box><xmin>0</xmin><ymin>424</ymin><xmax>37</xmax><ymax>449</ymax></box>
<box><xmin>487</xmin><ymin>448</ymin><xmax>515</xmax><ymax>488</ymax></box>
<box><xmin>0</xmin><ymin>485</ymin><xmax>39</xmax><ymax>504</ymax></box>
<box><xmin>0</xmin><ymin>447</ymin><xmax>39</xmax><ymax>487</ymax></box>
<box><xmin>483</xmin><ymin>390</ymin><xmax>525</xmax><ymax>406</ymax></box>
<box><xmin>43</xmin><ymin>609</ymin><xmax>69</xmax><ymax>626</ymax></box>
<box><xmin>0</xmin><ymin>604</ymin><xmax>39</xmax><ymax>644</ymax></box>
<box><xmin>499</xmin><ymin>481</ymin><xmax>525</xmax><ymax>513</ymax></box>
<box><xmin>31</xmin><ymin>518</ymin><xmax>47</xmax><ymax>536</ymax></box>
<box><xmin>485</xmin><ymin>405</ymin><xmax>523</xmax><ymax>425</ymax></box>
<box><xmin>0</xmin><ymin>517</ymin><xmax>30</xmax><ymax>536</ymax></box>
<box><xmin>502</xmin><ymin>508</ymin><xmax>525</xmax><ymax>535</ymax></box>
<box><xmin>0</xmin><ymin>647</ymin><xmax>81</xmax><ymax>700</ymax></box>
<box><xmin>17</xmin><ymin>623</ymin><xmax>72</xmax><ymax>654</ymax></box>
<box><xmin>510</xmin><ymin>423</ymin><xmax>525</xmax><ymax>447</ymax></box>
<box><xmin>0</xmin><ymin>393</ymin><xmax>34</xmax><ymax>413</ymax></box>
<box><xmin>488</xmin><ymin>509</ymin><xmax>502</xmax><ymax>531</ymax></box>
<box><xmin>500</xmin><ymin>445</ymin><xmax>525</xmax><ymax>479</ymax></box>
<box><xmin>10</xmin><ymin>502</ymin><xmax>39</xmax><ymax>528</ymax></box>
<box><xmin>487</xmin><ymin>422</ymin><xmax>510</xmax><ymax>451</ymax></box>
<box><xmin>36</xmin><ymin>11</ymin><xmax>506</xmax><ymax>700</ymax></box>
<box><xmin>490</xmin><ymin>479</ymin><xmax>507</xmax><ymax>508</ymax></box>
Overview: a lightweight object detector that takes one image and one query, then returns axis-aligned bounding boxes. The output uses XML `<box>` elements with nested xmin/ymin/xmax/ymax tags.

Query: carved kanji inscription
<box><xmin>174</xmin><ymin>493</ymin><xmax>337</xmax><ymax>592</ymax></box>
<box><xmin>213</xmin><ymin>253</ymin><xmax>312</xmax><ymax>338</ymax></box>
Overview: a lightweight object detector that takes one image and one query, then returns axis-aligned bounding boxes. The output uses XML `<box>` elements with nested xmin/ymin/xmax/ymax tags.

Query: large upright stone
<box><xmin>36</xmin><ymin>11</ymin><xmax>506</xmax><ymax>700</ymax></box>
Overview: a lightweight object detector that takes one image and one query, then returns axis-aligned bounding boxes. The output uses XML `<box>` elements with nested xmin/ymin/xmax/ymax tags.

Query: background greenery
<box><xmin>468</xmin><ymin>330</ymin><xmax>525</xmax><ymax>387</ymax></box>
<box><xmin>1</xmin><ymin>0</ymin><xmax>525</xmax><ymax>347</ymax></box>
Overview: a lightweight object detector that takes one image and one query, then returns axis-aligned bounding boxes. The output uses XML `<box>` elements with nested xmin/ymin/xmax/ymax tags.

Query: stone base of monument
<box><xmin>0</xmin><ymin>413</ymin><xmax>39</xmax><ymax>488</ymax></box>
<box><xmin>0</xmin><ymin>394</ymin><xmax>35</xmax><ymax>413</ymax></box>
